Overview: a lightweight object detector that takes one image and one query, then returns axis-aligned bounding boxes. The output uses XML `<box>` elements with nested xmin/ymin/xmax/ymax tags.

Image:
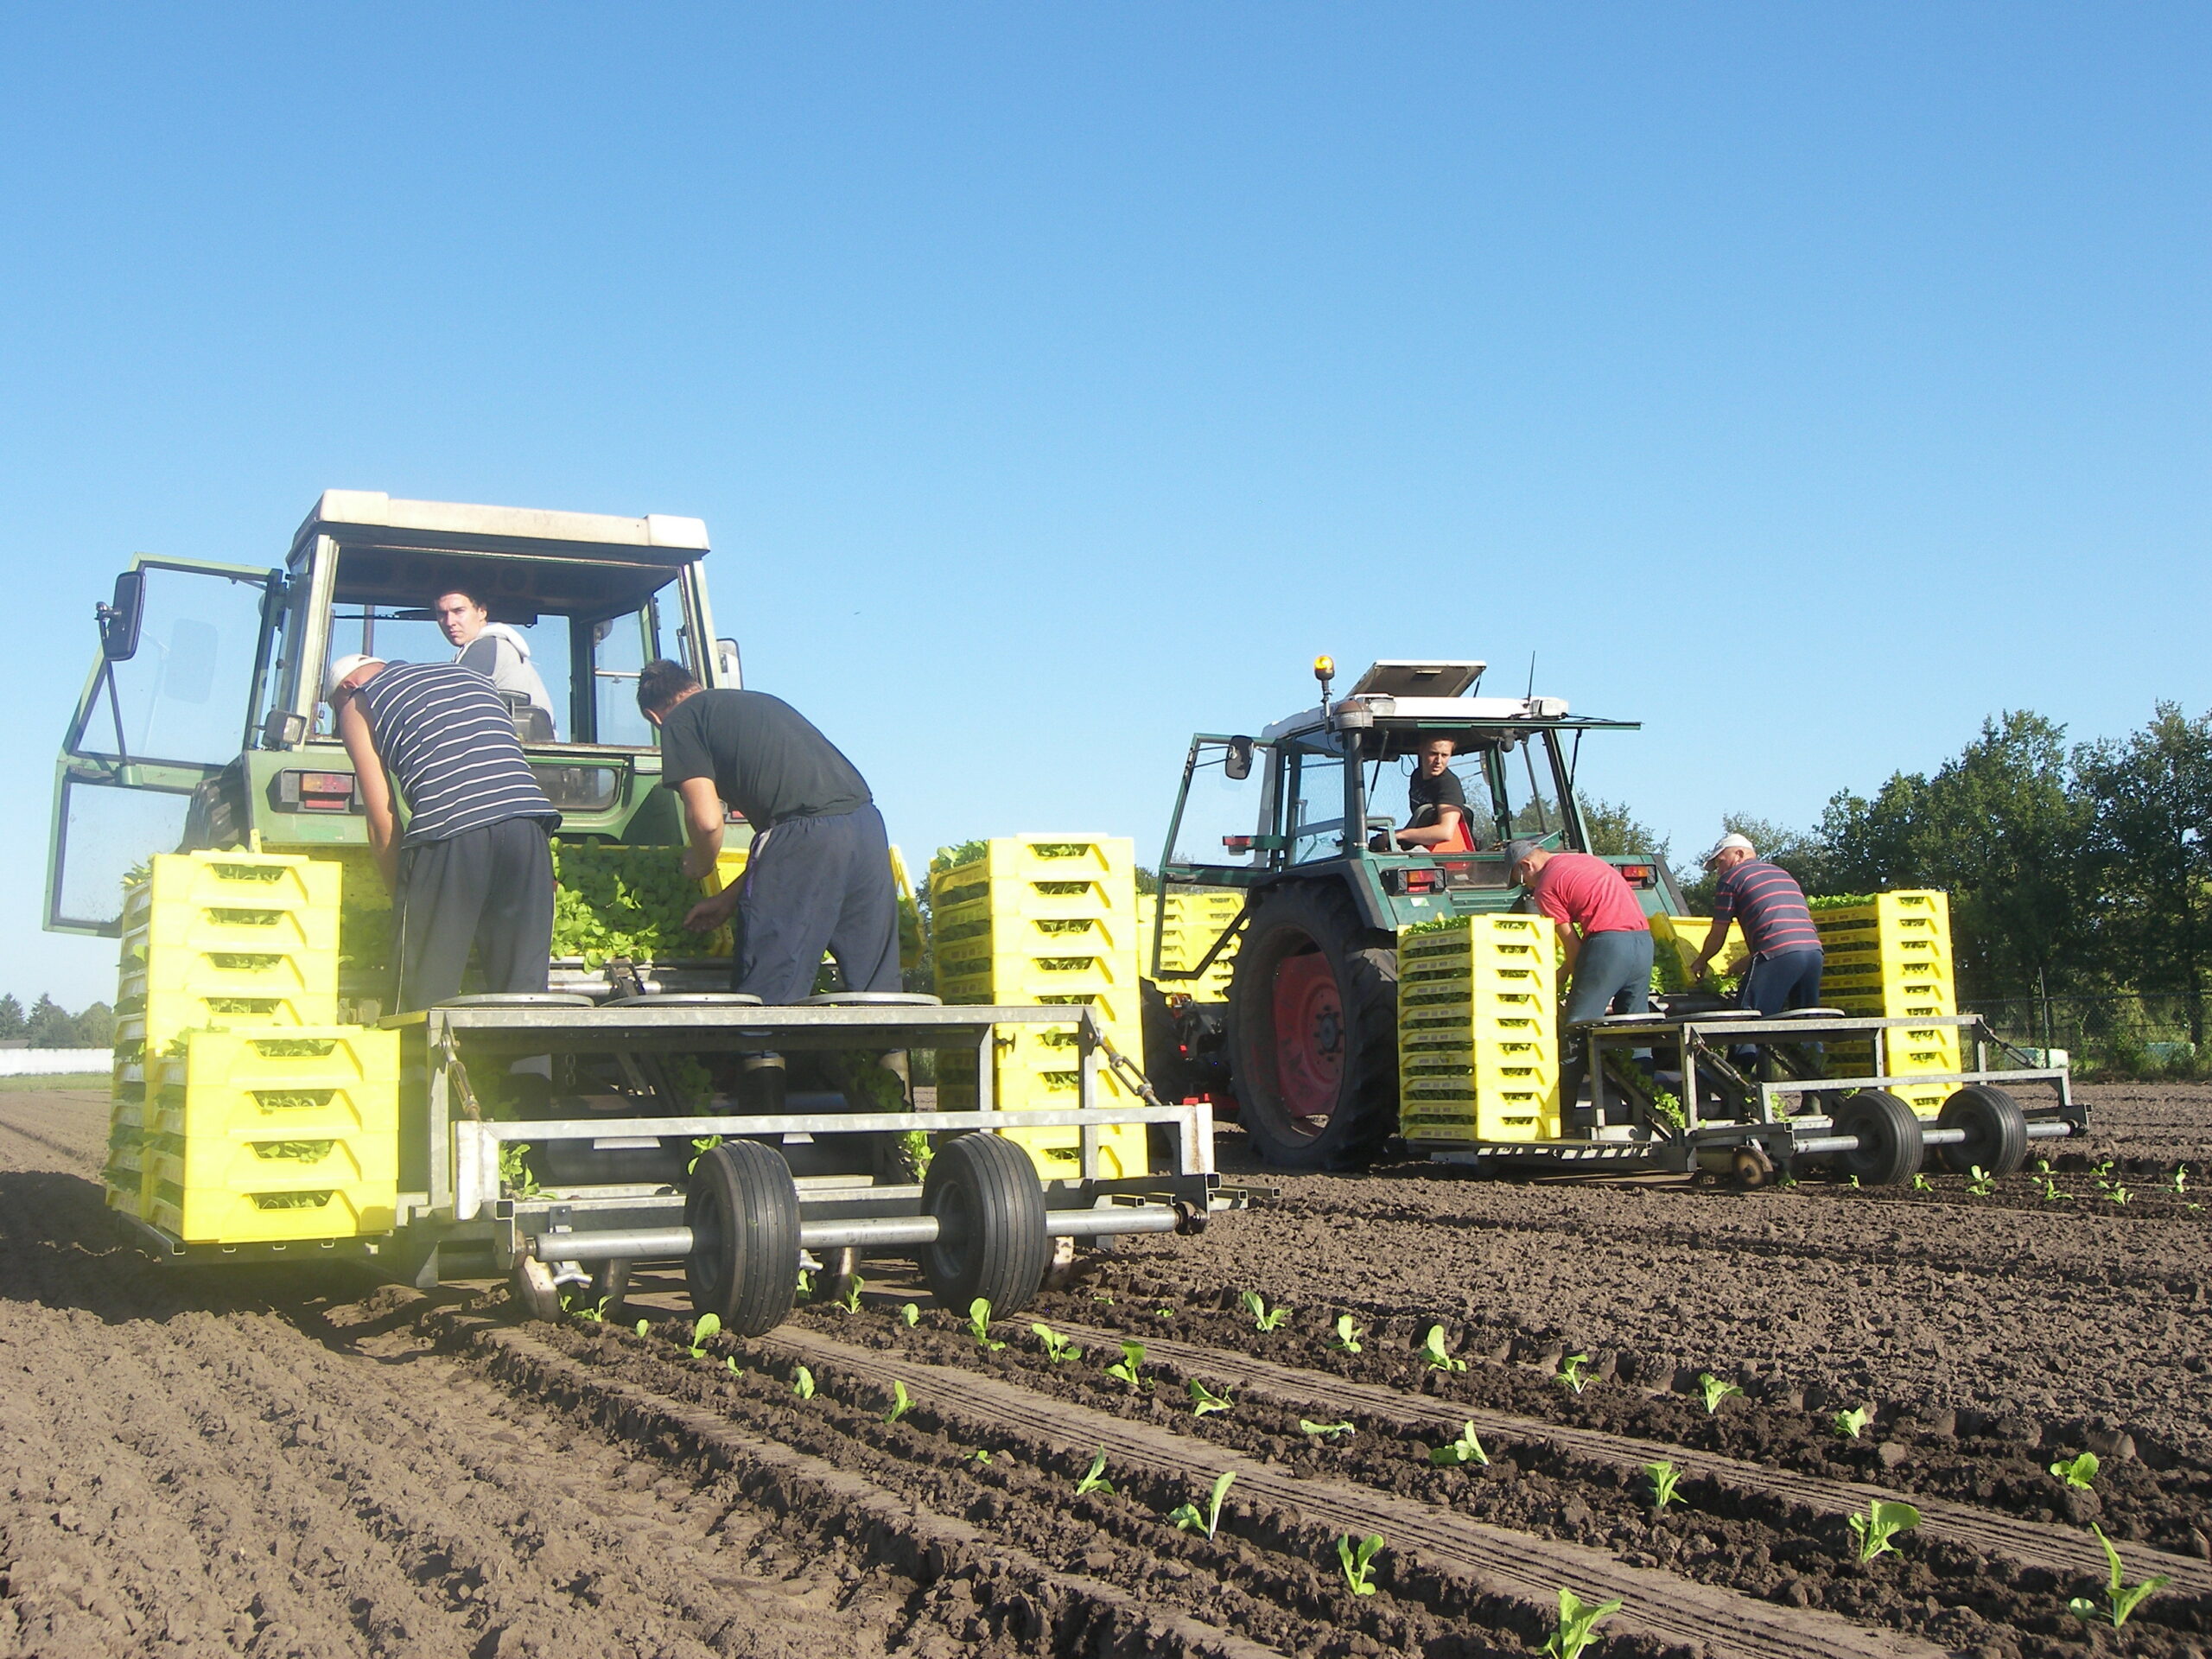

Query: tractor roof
<box><xmin>1260</xmin><ymin>658</ymin><xmax>1637</xmax><ymax>743</ymax></box>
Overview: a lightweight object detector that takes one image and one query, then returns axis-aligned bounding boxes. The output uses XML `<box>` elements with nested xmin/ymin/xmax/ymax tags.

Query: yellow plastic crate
<box><xmin>1400</xmin><ymin>1087</ymin><xmax>1560</xmax><ymax>1143</ymax></box>
<box><xmin>146</xmin><ymin>1129</ymin><xmax>397</xmax><ymax>1192</ymax></box>
<box><xmin>122</xmin><ymin>851</ymin><xmax>341</xmax><ymax>926</ymax></box>
<box><xmin>112</xmin><ymin>990</ymin><xmax>343</xmax><ymax>1061</ymax></box>
<box><xmin>1649</xmin><ymin>914</ymin><xmax>1750</xmax><ymax>982</ymax></box>
<box><xmin>1812</xmin><ymin>890</ymin><xmax>1949</xmax><ymax>942</ymax></box>
<box><xmin>928</xmin><ymin>836</ymin><xmax>1135</xmax><ymax>908</ymax></box>
<box><xmin>937</xmin><ymin>954</ymin><xmax>1138</xmax><ymax>1004</ymax></box>
<box><xmin>149</xmin><ymin>1179</ymin><xmax>397</xmax><ymax>1244</ymax></box>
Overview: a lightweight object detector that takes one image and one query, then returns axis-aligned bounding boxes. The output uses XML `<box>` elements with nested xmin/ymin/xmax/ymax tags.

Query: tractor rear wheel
<box><xmin>1226</xmin><ymin>883</ymin><xmax>1399</xmax><ymax>1171</ymax></box>
<box><xmin>1832</xmin><ymin>1089</ymin><xmax>1923</xmax><ymax>1186</ymax></box>
<box><xmin>1936</xmin><ymin>1084</ymin><xmax>2029</xmax><ymax>1176</ymax></box>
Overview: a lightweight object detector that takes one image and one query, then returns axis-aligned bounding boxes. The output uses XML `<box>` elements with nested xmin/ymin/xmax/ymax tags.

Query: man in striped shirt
<box><xmin>331</xmin><ymin>652</ymin><xmax>561</xmax><ymax>1012</ymax></box>
<box><xmin>1694</xmin><ymin>834</ymin><xmax>1825</xmax><ymax>1015</ymax></box>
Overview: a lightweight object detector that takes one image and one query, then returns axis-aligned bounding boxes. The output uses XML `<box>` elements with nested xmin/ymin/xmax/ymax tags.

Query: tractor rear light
<box><xmin>274</xmin><ymin>770</ymin><xmax>357</xmax><ymax>812</ymax></box>
<box><xmin>1618</xmin><ymin>863</ymin><xmax>1656</xmax><ymax>887</ymax></box>
<box><xmin>1402</xmin><ymin>868</ymin><xmax>1442</xmax><ymax>894</ymax></box>
<box><xmin>1222</xmin><ymin>835</ymin><xmax>1253</xmax><ymax>852</ymax></box>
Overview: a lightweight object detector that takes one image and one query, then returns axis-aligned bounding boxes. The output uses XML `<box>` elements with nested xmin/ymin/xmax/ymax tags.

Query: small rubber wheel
<box><xmin>1730</xmin><ymin>1144</ymin><xmax>1776</xmax><ymax>1189</ymax></box>
<box><xmin>1832</xmin><ymin>1090</ymin><xmax>1924</xmax><ymax>1186</ymax></box>
<box><xmin>684</xmin><ymin>1141</ymin><xmax>802</xmax><ymax>1337</ymax></box>
<box><xmin>918</xmin><ymin>1133</ymin><xmax>1052</xmax><ymax>1315</ymax></box>
<box><xmin>1936</xmin><ymin>1084</ymin><xmax>2029</xmax><ymax>1176</ymax></box>
<box><xmin>511</xmin><ymin>1255</ymin><xmax>563</xmax><ymax>1322</ymax></box>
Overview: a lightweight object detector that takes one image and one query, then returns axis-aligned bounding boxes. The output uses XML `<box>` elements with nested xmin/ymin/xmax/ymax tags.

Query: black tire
<box><xmin>918</xmin><ymin>1133</ymin><xmax>1051</xmax><ymax>1315</ymax></box>
<box><xmin>1225</xmin><ymin>882</ymin><xmax>1399</xmax><ymax>1171</ymax></box>
<box><xmin>1832</xmin><ymin>1090</ymin><xmax>1924</xmax><ymax>1186</ymax></box>
<box><xmin>684</xmin><ymin>1141</ymin><xmax>802</xmax><ymax>1337</ymax></box>
<box><xmin>1936</xmin><ymin>1084</ymin><xmax>2029</xmax><ymax>1176</ymax></box>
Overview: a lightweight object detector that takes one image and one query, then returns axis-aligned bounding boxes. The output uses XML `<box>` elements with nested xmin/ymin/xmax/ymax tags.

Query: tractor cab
<box><xmin>48</xmin><ymin>491</ymin><xmax>738</xmax><ymax>936</ymax></box>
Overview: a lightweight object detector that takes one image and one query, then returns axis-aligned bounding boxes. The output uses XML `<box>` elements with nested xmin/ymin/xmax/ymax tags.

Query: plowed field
<box><xmin>4</xmin><ymin>1083</ymin><xmax>2209</xmax><ymax>1657</ymax></box>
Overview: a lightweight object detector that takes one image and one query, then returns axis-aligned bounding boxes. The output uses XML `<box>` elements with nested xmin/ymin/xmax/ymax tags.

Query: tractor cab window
<box><xmin>1488</xmin><ymin>728</ymin><xmax>1577</xmax><ymax>847</ymax></box>
<box><xmin>316</xmin><ymin>607</ymin><xmax>574</xmax><ymax>741</ymax></box>
<box><xmin>1287</xmin><ymin>739</ymin><xmax>1351</xmax><ymax>865</ymax></box>
<box><xmin>1166</xmin><ymin>736</ymin><xmax>1271</xmax><ymax>874</ymax></box>
<box><xmin>1365</xmin><ymin>734</ymin><xmax>1484</xmax><ymax>849</ymax></box>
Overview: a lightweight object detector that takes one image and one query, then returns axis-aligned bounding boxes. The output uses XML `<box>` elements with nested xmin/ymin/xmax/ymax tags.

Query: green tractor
<box><xmin>1145</xmin><ymin>658</ymin><xmax>1681</xmax><ymax>1171</ymax></box>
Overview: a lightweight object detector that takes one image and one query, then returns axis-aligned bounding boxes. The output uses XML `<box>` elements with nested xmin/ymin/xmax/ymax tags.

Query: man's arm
<box><xmin>1691</xmin><ymin>885</ymin><xmax>1735</xmax><ymax>979</ymax></box>
<box><xmin>677</xmin><ymin>777</ymin><xmax>726</xmax><ymax>881</ymax></box>
<box><xmin>337</xmin><ymin>698</ymin><xmax>399</xmax><ymax>893</ymax></box>
<box><xmin>1395</xmin><ymin>806</ymin><xmax>1465</xmax><ymax>849</ymax></box>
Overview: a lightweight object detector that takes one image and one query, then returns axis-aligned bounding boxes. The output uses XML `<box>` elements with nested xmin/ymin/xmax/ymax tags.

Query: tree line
<box><xmin>0</xmin><ymin>994</ymin><xmax>116</xmax><ymax>1049</ymax></box>
<box><xmin>1599</xmin><ymin>703</ymin><xmax>2211</xmax><ymax>1051</ymax></box>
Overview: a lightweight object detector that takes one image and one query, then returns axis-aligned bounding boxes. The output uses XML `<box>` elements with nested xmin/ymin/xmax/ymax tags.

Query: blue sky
<box><xmin>2</xmin><ymin>5</ymin><xmax>2204</xmax><ymax>1008</ymax></box>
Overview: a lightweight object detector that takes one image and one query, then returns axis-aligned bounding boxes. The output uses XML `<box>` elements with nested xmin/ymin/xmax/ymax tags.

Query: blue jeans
<box><xmin>1560</xmin><ymin>929</ymin><xmax>1654</xmax><ymax>1112</ymax></box>
<box><xmin>1739</xmin><ymin>949</ymin><xmax>1824</xmax><ymax>1015</ymax></box>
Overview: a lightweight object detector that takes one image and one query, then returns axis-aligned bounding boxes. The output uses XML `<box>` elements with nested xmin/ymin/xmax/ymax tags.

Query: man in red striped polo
<box><xmin>1694</xmin><ymin>833</ymin><xmax>1826</xmax><ymax>1014</ymax></box>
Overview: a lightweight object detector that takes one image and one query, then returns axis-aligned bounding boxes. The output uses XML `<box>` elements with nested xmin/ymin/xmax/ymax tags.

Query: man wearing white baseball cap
<box><xmin>1693</xmin><ymin>833</ymin><xmax>1825</xmax><ymax>1015</ymax></box>
<box><xmin>328</xmin><ymin>650</ymin><xmax>560</xmax><ymax>1012</ymax></box>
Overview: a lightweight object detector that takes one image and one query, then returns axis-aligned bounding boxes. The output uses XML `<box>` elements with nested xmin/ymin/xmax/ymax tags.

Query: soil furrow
<box><xmin>1050</xmin><ymin>1316</ymin><xmax>2212</xmax><ymax>1597</ymax></box>
<box><xmin>766</xmin><ymin>1325</ymin><xmax>1946</xmax><ymax>1659</ymax></box>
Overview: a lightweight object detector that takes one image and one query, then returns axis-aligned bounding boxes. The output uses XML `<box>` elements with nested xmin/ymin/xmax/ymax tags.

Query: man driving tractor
<box><xmin>1395</xmin><ymin>736</ymin><xmax>1478</xmax><ymax>852</ymax></box>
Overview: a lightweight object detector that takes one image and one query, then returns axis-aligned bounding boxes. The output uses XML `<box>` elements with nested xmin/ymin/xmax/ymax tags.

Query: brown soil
<box><xmin>5</xmin><ymin>1080</ymin><xmax>2210</xmax><ymax>1657</ymax></box>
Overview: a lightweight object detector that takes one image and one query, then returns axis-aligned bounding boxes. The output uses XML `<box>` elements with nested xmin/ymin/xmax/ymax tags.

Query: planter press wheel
<box><xmin>588</xmin><ymin>1258</ymin><xmax>632</xmax><ymax>1319</ymax></box>
<box><xmin>1936</xmin><ymin>1084</ymin><xmax>2029</xmax><ymax>1176</ymax></box>
<box><xmin>684</xmin><ymin>1141</ymin><xmax>803</xmax><ymax>1337</ymax></box>
<box><xmin>918</xmin><ymin>1133</ymin><xmax>1052</xmax><ymax>1315</ymax></box>
<box><xmin>510</xmin><ymin>1254</ymin><xmax>563</xmax><ymax>1323</ymax></box>
<box><xmin>1831</xmin><ymin>1090</ymin><xmax>1924</xmax><ymax>1186</ymax></box>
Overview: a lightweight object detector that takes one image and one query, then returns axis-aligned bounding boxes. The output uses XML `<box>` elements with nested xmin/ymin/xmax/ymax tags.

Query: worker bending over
<box><xmin>1395</xmin><ymin>737</ymin><xmax>1478</xmax><ymax>852</ymax></box>
<box><xmin>1509</xmin><ymin>838</ymin><xmax>1653</xmax><ymax>1116</ymax></box>
<box><xmin>434</xmin><ymin>588</ymin><xmax>556</xmax><ymax>738</ymax></box>
<box><xmin>638</xmin><ymin>660</ymin><xmax>899</xmax><ymax>1004</ymax></box>
<box><xmin>1694</xmin><ymin>833</ymin><xmax>1825</xmax><ymax>1014</ymax></box>
<box><xmin>330</xmin><ymin>652</ymin><xmax>560</xmax><ymax>1012</ymax></box>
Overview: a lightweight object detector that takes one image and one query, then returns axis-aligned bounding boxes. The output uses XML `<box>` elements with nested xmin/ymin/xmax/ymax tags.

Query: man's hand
<box><xmin>1689</xmin><ymin>952</ymin><xmax>1711</xmax><ymax>982</ymax></box>
<box><xmin>683</xmin><ymin>887</ymin><xmax>741</xmax><ymax>933</ymax></box>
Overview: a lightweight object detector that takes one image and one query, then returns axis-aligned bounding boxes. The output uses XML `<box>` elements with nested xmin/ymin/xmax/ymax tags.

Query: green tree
<box><xmin>24</xmin><ymin>995</ymin><xmax>76</xmax><ymax>1048</ymax></box>
<box><xmin>1578</xmin><ymin>796</ymin><xmax>1671</xmax><ymax>861</ymax></box>
<box><xmin>2075</xmin><ymin>703</ymin><xmax>2212</xmax><ymax>1044</ymax></box>
<box><xmin>70</xmin><ymin>1001</ymin><xmax>117</xmax><ymax>1048</ymax></box>
<box><xmin>1678</xmin><ymin>812</ymin><xmax>1832</xmax><ymax>910</ymax></box>
<box><xmin>0</xmin><ymin>994</ymin><xmax>23</xmax><ymax>1041</ymax></box>
<box><xmin>1821</xmin><ymin>772</ymin><xmax>1930</xmax><ymax>895</ymax></box>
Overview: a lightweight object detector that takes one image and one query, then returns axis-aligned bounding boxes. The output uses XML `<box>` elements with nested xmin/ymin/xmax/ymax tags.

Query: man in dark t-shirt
<box><xmin>1395</xmin><ymin>737</ymin><xmax>1477</xmax><ymax>852</ymax></box>
<box><xmin>639</xmin><ymin>660</ymin><xmax>898</xmax><ymax>1004</ymax></box>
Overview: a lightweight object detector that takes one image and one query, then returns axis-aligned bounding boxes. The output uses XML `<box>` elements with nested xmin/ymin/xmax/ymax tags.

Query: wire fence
<box><xmin>1966</xmin><ymin>993</ymin><xmax>2209</xmax><ymax>1078</ymax></box>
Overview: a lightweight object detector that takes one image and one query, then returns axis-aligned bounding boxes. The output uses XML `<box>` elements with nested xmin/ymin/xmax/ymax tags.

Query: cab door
<box><xmin>47</xmin><ymin>558</ymin><xmax>281</xmax><ymax>935</ymax></box>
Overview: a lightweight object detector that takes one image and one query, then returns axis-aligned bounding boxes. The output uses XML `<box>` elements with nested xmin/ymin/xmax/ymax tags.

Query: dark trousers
<box><xmin>1739</xmin><ymin>948</ymin><xmax>1825</xmax><ymax>1015</ymax></box>
<box><xmin>734</xmin><ymin>804</ymin><xmax>900</xmax><ymax>1005</ymax></box>
<box><xmin>393</xmin><ymin>817</ymin><xmax>555</xmax><ymax>1013</ymax></box>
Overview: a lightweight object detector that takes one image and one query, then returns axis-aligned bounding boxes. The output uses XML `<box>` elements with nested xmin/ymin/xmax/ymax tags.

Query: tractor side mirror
<box><xmin>101</xmin><ymin>571</ymin><xmax>145</xmax><ymax>660</ymax></box>
<box><xmin>1224</xmin><ymin>736</ymin><xmax>1254</xmax><ymax>781</ymax></box>
<box><xmin>715</xmin><ymin>638</ymin><xmax>742</xmax><ymax>684</ymax></box>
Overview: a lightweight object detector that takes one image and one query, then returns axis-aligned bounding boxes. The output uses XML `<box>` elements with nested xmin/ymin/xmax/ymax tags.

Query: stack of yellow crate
<box><xmin>1137</xmin><ymin>887</ymin><xmax>1242</xmax><ymax>1001</ymax></box>
<box><xmin>931</xmin><ymin>836</ymin><xmax>1147</xmax><ymax>1179</ymax></box>
<box><xmin>1395</xmin><ymin>914</ymin><xmax>1562</xmax><ymax>1142</ymax></box>
<box><xmin>1814</xmin><ymin>891</ymin><xmax>1959</xmax><ymax>1116</ymax></box>
<box><xmin>110</xmin><ymin>851</ymin><xmax>400</xmax><ymax>1243</ymax></box>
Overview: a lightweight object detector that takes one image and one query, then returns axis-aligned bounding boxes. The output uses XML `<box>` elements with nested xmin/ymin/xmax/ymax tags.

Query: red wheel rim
<box><xmin>1271</xmin><ymin>950</ymin><xmax>1344</xmax><ymax>1128</ymax></box>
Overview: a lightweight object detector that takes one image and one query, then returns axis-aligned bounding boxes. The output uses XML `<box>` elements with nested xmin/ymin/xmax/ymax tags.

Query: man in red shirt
<box><xmin>1509</xmin><ymin>838</ymin><xmax>1654</xmax><ymax>1120</ymax></box>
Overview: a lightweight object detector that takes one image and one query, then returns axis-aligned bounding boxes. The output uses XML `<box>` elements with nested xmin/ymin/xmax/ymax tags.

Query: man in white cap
<box><xmin>329</xmin><ymin>651</ymin><xmax>560</xmax><ymax>1012</ymax></box>
<box><xmin>1694</xmin><ymin>833</ymin><xmax>1825</xmax><ymax>1014</ymax></box>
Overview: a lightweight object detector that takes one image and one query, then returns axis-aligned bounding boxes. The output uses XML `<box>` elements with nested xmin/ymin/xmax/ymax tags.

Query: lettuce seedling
<box><xmin>2070</xmin><ymin>1522</ymin><xmax>2171</xmax><ymax>1628</ymax></box>
<box><xmin>1556</xmin><ymin>1352</ymin><xmax>1592</xmax><ymax>1394</ymax></box>
<box><xmin>1834</xmin><ymin>1405</ymin><xmax>1873</xmax><ymax>1440</ymax></box>
<box><xmin>725</xmin><ymin>1356</ymin><xmax>741</xmax><ymax>1376</ymax></box>
<box><xmin>967</xmin><ymin>1297</ymin><xmax>1006</xmax><ymax>1351</ymax></box>
<box><xmin>795</xmin><ymin>1268</ymin><xmax>813</xmax><ymax>1302</ymax></box>
<box><xmin>1645</xmin><ymin>1460</ymin><xmax>1681</xmax><ymax>1508</ymax></box>
<box><xmin>1031</xmin><ymin>1322</ymin><xmax>1083</xmax><ymax>1363</ymax></box>
<box><xmin>2107</xmin><ymin>1185</ymin><xmax>2133</xmax><ymax>1205</ymax></box>
<box><xmin>1074</xmin><ymin>1451</ymin><xmax>1114</xmax><ymax>1496</ymax></box>
<box><xmin>688</xmin><ymin>1313</ymin><xmax>721</xmax><ymax>1359</ymax></box>
<box><xmin>1337</xmin><ymin>1533</ymin><xmax>1383</xmax><ymax>1597</ymax></box>
<box><xmin>1966</xmin><ymin>1165</ymin><xmax>1995</xmax><ymax>1197</ymax></box>
<box><xmin>792</xmin><ymin>1365</ymin><xmax>816</xmax><ymax>1400</ymax></box>
<box><xmin>2049</xmin><ymin>1452</ymin><xmax>2100</xmax><ymax>1490</ymax></box>
<box><xmin>1429</xmin><ymin>1421</ymin><xmax>1488</xmax><ymax>1467</ymax></box>
<box><xmin>1300</xmin><ymin>1420</ymin><xmax>1355</xmax><ymax>1440</ymax></box>
<box><xmin>834</xmin><ymin>1273</ymin><xmax>865</xmax><ymax>1313</ymax></box>
<box><xmin>884</xmin><ymin>1380</ymin><xmax>912</xmax><ymax>1424</ymax></box>
<box><xmin>1104</xmin><ymin>1339</ymin><xmax>1146</xmax><ymax>1389</ymax></box>
<box><xmin>634</xmin><ymin>1318</ymin><xmax>651</xmax><ymax>1338</ymax></box>
<box><xmin>1420</xmin><ymin>1325</ymin><xmax>1467</xmax><ymax>1373</ymax></box>
<box><xmin>1847</xmin><ymin>1498</ymin><xmax>1920</xmax><ymax>1562</ymax></box>
<box><xmin>1240</xmin><ymin>1290</ymin><xmax>1289</xmax><ymax>1332</ymax></box>
<box><xmin>970</xmin><ymin>1448</ymin><xmax>991</xmax><ymax>1465</ymax></box>
<box><xmin>899</xmin><ymin>1302</ymin><xmax>919</xmax><ymax>1326</ymax></box>
<box><xmin>1090</xmin><ymin>1290</ymin><xmax>1115</xmax><ymax>1304</ymax></box>
<box><xmin>1167</xmin><ymin>1470</ymin><xmax>1235</xmax><ymax>1539</ymax></box>
<box><xmin>567</xmin><ymin>1293</ymin><xmax>610</xmax><ymax>1322</ymax></box>
<box><xmin>686</xmin><ymin>1134</ymin><xmax>721</xmax><ymax>1175</ymax></box>
<box><xmin>1910</xmin><ymin>1173</ymin><xmax>1933</xmax><ymax>1192</ymax></box>
<box><xmin>1331</xmin><ymin>1314</ymin><xmax>1363</xmax><ymax>1354</ymax></box>
<box><xmin>2039</xmin><ymin>1177</ymin><xmax>2069</xmax><ymax>1201</ymax></box>
<box><xmin>1188</xmin><ymin>1377</ymin><xmax>1234</xmax><ymax>1416</ymax></box>
<box><xmin>2173</xmin><ymin>1164</ymin><xmax>2190</xmax><ymax>1194</ymax></box>
<box><xmin>1542</xmin><ymin>1587</ymin><xmax>1624</xmax><ymax>1659</ymax></box>
<box><xmin>1697</xmin><ymin>1373</ymin><xmax>1742</xmax><ymax>1414</ymax></box>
